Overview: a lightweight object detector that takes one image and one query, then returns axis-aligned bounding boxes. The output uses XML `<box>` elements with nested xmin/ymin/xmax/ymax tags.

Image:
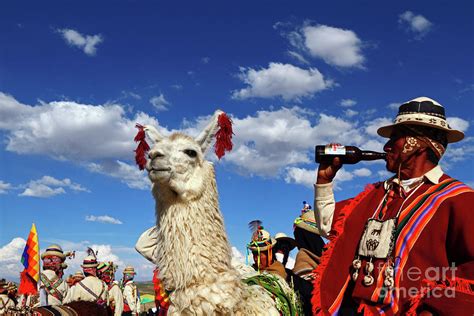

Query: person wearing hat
<box><xmin>0</xmin><ymin>279</ymin><xmax>16</xmax><ymax>314</ymax></box>
<box><xmin>39</xmin><ymin>244</ymin><xmax>70</xmax><ymax>306</ymax></box>
<box><xmin>122</xmin><ymin>265</ymin><xmax>140</xmax><ymax>315</ymax></box>
<box><xmin>247</xmin><ymin>221</ymin><xmax>288</xmax><ymax>280</ymax></box>
<box><xmin>313</xmin><ymin>97</ymin><xmax>474</xmax><ymax>315</ymax></box>
<box><xmin>63</xmin><ymin>251</ymin><xmax>109</xmax><ymax>305</ymax></box>
<box><xmin>289</xmin><ymin>201</ymin><xmax>326</xmax><ymax>316</ymax></box>
<box><xmin>97</xmin><ymin>262</ymin><xmax>123</xmax><ymax>316</ymax></box>
<box><xmin>273</xmin><ymin>232</ymin><xmax>297</xmax><ymax>269</ymax></box>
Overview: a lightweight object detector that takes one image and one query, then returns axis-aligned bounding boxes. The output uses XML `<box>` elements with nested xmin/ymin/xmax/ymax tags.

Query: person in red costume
<box><xmin>312</xmin><ymin>97</ymin><xmax>474</xmax><ymax>316</ymax></box>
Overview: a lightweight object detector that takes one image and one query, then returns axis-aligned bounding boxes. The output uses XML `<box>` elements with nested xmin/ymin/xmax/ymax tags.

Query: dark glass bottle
<box><xmin>315</xmin><ymin>145</ymin><xmax>386</xmax><ymax>164</ymax></box>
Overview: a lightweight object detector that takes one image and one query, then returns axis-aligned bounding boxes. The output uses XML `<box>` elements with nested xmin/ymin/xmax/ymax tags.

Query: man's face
<box><xmin>253</xmin><ymin>251</ymin><xmax>269</xmax><ymax>269</ymax></box>
<box><xmin>383</xmin><ymin>128</ymin><xmax>408</xmax><ymax>173</ymax></box>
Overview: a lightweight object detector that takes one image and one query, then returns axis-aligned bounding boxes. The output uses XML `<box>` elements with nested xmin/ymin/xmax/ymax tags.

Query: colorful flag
<box><xmin>18</xmin><ymin>223</ymin><xmax>40</xmax><ymax>295</ymax></box>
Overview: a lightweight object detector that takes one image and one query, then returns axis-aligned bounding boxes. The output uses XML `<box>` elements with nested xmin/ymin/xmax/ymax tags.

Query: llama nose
<box><xmin>149</xmin><ymin>150</ymin><xmax>164</xmax><ymax>160</ymax></box>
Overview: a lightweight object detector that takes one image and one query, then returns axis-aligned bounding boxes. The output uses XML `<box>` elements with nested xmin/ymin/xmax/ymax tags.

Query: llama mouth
<box><xmin>151</xmin><ymin>168</ymin><xmax>171</xmax><ymax>172</ymax></box>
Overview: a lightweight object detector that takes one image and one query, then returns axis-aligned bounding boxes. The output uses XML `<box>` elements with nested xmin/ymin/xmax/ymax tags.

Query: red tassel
<box><xmin>214</xmin><ymin>113</ymin><xmax>233</xmax><ymax>159</ymax></box>
<box><xmin>134</xmin><ymin>124</ymin><xmax>150</xmax><ymax>170</ymax></box>
<box><xmin>18</xmin><ymin>269</ymin><xmax>37</xmax><ymax>295</ymax></box>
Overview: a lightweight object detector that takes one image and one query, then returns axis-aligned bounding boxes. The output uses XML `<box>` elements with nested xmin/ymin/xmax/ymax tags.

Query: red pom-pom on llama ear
<box><xmin>134</xmin><ymin>123</ymin><xmax>150</xmax><ymax>170</ymax></box>
<box><xmin>214</xmin><ymin>112</ymin><xmax>233</xmax><ymax>159</ymax></box>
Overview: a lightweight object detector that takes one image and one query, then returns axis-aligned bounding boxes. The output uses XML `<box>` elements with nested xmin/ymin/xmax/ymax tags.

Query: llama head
<box><xmin>136</xmin><ymin>110</ymin><xmax>232</xmax><ymax>202</ymax></box>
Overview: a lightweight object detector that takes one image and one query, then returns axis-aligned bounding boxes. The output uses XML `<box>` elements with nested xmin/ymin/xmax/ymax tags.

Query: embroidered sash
<box><xmin>40</xmin><ymin>272</ymin><xmax>64</xmax><ymax>302</ymax></box>
<box><xmin>371</xmin><ymin>179</ymin><xmax>472</xmax><ymax>312</ymax></box>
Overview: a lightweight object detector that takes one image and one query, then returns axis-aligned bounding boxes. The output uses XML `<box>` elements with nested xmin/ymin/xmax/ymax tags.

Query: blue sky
<box><xmin>1</xmin><ymin>1</ymin><xmax>473</xmax><ymax>281</ymax></box>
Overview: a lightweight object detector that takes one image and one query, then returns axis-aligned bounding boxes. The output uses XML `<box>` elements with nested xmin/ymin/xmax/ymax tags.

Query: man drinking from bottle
<box><xmin>312</xmin><ymin>97</ymin><xmax>474</xmax><ymax>315</ymax></box>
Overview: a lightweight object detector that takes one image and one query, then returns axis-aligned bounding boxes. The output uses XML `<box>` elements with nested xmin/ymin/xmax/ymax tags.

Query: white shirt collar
<box><xmin>384</xmin><ymin>165</ymin><xmax>444</xmax><ymax>191</ymax></box>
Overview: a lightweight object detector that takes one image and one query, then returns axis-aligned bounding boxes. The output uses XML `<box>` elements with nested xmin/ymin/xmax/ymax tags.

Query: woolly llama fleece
<box><xmin>134</xmin><ymin>110</ymin><xmax>299</xmax><ymax>315</ymax></box>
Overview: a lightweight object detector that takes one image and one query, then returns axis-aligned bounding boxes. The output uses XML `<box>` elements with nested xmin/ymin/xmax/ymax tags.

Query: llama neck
<box><xmin>153</xmin><ymin>167</ymin><xmax>233</xmax><ymax>291</ymax></box>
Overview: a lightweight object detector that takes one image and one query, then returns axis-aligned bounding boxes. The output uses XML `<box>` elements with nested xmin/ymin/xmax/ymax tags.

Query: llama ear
<box><xmin>195</xmin><ymin>110</ymin><xmax>224</xmax><ymax>154</ymax></box>
<box><xmin>143</xmin><ymin>125</ymin><xmax>164</xmax><ymax>143</ymax></box>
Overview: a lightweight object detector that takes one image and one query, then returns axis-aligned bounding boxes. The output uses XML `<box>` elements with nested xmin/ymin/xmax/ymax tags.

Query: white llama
<box><xmin>134</xmin><ymin>110</ymin><xmax>294</xmax><ymax>315</ymax></box>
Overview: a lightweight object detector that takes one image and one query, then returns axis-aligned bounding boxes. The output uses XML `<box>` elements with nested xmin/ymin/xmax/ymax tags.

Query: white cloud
<box><xmin>284</xmin><ymin>167</ymin><xmax>315</xmax><ymax>187</ymax></box>
<box><xmin>150</xmin><ymin>94</ymin><xmax>170</xmax><ymax>111</ymax></box>
<box><xmin>344</xmin><ymin>109</ymin><xmax>358</xmax><ymax>117</ymax></box>
<box><xmin>447</xmin><ymin>117</ymin><xmax>469</xmax><ymax>132</ymax></box>
<box><xmin>231</xmin><ymin>246</ymin><xmax>246</xmax><ymax>263</ymax></box>
<box><xmin>0</xmin><ymin>92</ymin><xmax>159</xmax><ymax>190</ymax></box>
<box><xmin>86</xmin><ymin>160</ymin><xmax>150</xmax><ymax>190</ymax></box>
<box><xmin>201</xmin><ymin>57</ymin><xmax>210</xmax><ymax>64</ymax></box>
<box><xmin>302</xmin><ymin>25</ymin><xmax>365</xmax><ymax>68</ymax></box>
<box><xmin>19</xmin><ymin>176</ymin><xmax>88</xmax><ymax>198</ymax></box>
<box><xmin>223</xmin><ymin>108</ymin><xmax>368</xmax><ymax>178</ymax></box>
<box><xmin>85</xmin><ymin>215</ymin><xmax>123</xmax><ymax>225</ymax></box>
<box><xmin>232</xmin><ymin>63</ymin><xmax>334</xmax><ymax>101</ymax></box>
<box><xmin>57</xmin><ymin>28</ymin><xmax>103</xmax><ymax>56</ymax></box>
<box><xmin>0</xmin><ymin>181</ymin><xmax>12</xmax><ymax>194</ymax></box>
<box><xmin>0</xmin><ymin>238</ymin><xmax>26</xmax><ymax>280</ymax></box>
<box><xmin>353</xmin><ymin>168</ymin><xmax>372</xmax><ymax>177</ymax></box>
<box><xmin>287</xmin><ymin>51</ymin><xmax>309</xmax><ymax>64</ymax></box>
<box><xmin>388</xmin><ymin>102</ymin><xmax>401</xmax><ymax>110</ymax></box>
<box><xmin>365</xmin><ymin>117</ymin><xmax>392</xmax><ymax>137</ymax></box>
<box><xmin>340</xmin><ymin>99</ymin><xmax>357</xmax><ymax>107</ymax></box>
<box><xmin>378</xmin><ymin>170</ymin><xmax>392</xmax><ymax>179</ymax></box>
<box><xmin>398</xmin><ymin>11</ymin><xmax>433</xmax><ymax>39</ymax></box>
<box><xmin>284</xmin><ymin>166</ymin><xmax>373</xmax><ymax>190</ymax></box>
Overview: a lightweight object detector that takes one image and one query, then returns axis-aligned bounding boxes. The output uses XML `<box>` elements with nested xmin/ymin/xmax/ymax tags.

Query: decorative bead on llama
<box><xmin>134</xmin><ymin>110</ymin><xmax>286</xmax><ymax>315</ymax></box>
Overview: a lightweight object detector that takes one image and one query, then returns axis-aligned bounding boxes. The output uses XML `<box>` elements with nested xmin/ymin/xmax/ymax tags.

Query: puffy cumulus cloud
<box><xmin>19</xmin><ymin>175</ymin><xmax>89</xmax><ymax>198</ymax></box>
<box><xmin>0</xmin><ymin>238</ymin><xmax>26</xmax><ymax>279</ymax></box>
<box><xmin>344</xmin><ymin>109</ymin><xmax>358</xmax><ymax>118</ymax></box>
<box><xmin>57</xmin><ymin>28</ymin><xmax>103</xmax><ymax>56</ymax></box>
<box><xmin>232</xmin><ymin>63</ymin><xmax>334</xmax><ymax>101</ymax></box>
<box><xmin>447</xmin><ymin>117</ymin><xmax>469</xmax><ymax>132</ymax></box>
<box><xmin>398</xmin><ymin>11</ymin><xmax>433</xmax><ymax>39</ymax></box>
<box><xmin>340</xmin><ymin>99</ymin><xmax>357</xmax><ymax>107</ymax></box>
<box><xmin>442</xmin><ymin>137</ymin><xmax>474</xmax><ymax>166</ymax></box>
<box><xmin>284</xmin><ymin>166</ymin><xmax>373</xmax><ymax>190</ymax></box>
<box><xmin>364</xmin><ymin>117</ymin><xmax>392</xmax><ymax>137</ymax></box>
<box><xmin>150</xmin><ymin>94</ymin><xmax>170</xmax><ymax>112</ymax></box>
<box><xmin>0</xmin><ymin>92</ymin><xmax>159</xmax><ymax>190</ymax></box>
<box><xmin>284</xmin><ymin>167</ymin><xmax>315</xmax><ymax>187</ymax></box>
<box><xmin>224</xmin><ymin>108</ymin><xmax>369</xmax><ymax>178</ymax></box>
<box><xmin>353</xmin><ymin>168</ymin><xmax>372</xmax><ymax>177</ymax></box>
<box><xmin>85</xmin><ymin>215</ymin><xmax>123</xmax><ymax>225</ymax></box>
<box><xmin>86</xmin><ymin>160</ymin><xmax>151</xmax><ymax>190</ymax></box>
<box><xmin>302</xmin><ymin>25</ymin><xmax>365</xmax><ymax>68</ymax></box>
<box><xmin>0</xmin><ymin>180</ymin><xmax>12</xmax><ymax>194</ymax></box>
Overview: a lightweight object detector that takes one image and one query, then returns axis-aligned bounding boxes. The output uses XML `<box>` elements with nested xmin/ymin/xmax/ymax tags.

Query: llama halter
<box><xmin>133</xmin><ymin>111</ymin><xmax>233</xmax><ymax>170</ymax></box>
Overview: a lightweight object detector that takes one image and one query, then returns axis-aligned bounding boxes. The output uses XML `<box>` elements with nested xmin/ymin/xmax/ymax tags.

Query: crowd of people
<box><xmin>246</xmin><ymin>201</ymin><xmax>325</xmax><ymax>315</ymax></box>
<box><xmin>0</xmin><ymin>246</ymin><xmax>142</xmax><ymax>315</ymax></box>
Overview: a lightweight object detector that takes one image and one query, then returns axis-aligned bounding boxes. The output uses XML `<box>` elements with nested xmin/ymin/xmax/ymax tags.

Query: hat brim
<box><xmin>295</xmin><ymin>221</ymin><xmax>320</xmax><ymax>235</ymax></box>
<box><xmin>81</xmin><ymin>263</ymin><xmax>99</xmax><ymax>268</ymax></box>
<box><xmin>41</xmin><ymin>251</ymin><xmax>66</xmax><ymax>260</ymax></box>
<box><xmin>377</xmin><ymin>121</ymin><xmax>464</xmax><ymax>143</ymax></box>
<box><xmin>275</xmin><ymin>236</ymin><xmax>297</xmax><ymax>251</ymax></box>
<box><xmin>247</xmin><ymin>238</ymin><xmax>277</xmax><ymax>252</ymax></box>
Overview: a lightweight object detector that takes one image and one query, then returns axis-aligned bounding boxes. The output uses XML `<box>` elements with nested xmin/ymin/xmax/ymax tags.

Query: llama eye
<box><xmin>184</xmin><ymin>149</ymin><xmax>197</xmax><ymax>158</ymax></box>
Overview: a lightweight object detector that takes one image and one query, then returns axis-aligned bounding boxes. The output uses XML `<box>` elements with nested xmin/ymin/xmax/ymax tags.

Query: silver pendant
<box><xmin>363</xmin><ymin>275</ymin><xmax>374</xmax><ymax>286</ymax></box>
